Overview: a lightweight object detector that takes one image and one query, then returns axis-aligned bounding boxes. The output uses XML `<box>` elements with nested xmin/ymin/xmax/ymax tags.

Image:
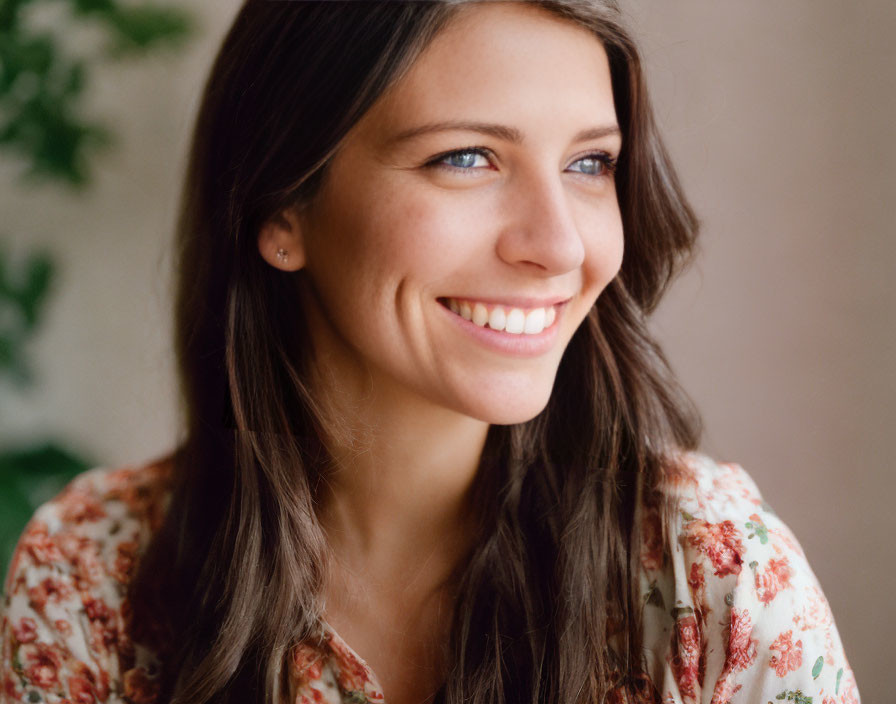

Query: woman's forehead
<box><xmin>355</xmin><ymin>2</ymin><xmax>617</xmax><ymax>148</ymax></box>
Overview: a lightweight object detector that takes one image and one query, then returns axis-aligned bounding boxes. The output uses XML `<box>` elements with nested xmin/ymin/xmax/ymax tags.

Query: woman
<box><xmin>0</xmin><ymin>1</ymin><xmax>859</xmax><ymax>703</ymax></box>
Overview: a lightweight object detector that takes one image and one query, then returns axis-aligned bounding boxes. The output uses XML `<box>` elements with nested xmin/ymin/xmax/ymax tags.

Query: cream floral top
<box><xmin>0</xmin><ymin>452</ymin><xmax>860</xmax><ymax>703</ymax></box>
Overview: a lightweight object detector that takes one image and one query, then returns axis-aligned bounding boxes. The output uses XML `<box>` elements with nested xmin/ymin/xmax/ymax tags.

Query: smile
<box><xmin>439</xmin><ymin>297</ymin><xmax>559</xmax><ymax>335</ymax></box>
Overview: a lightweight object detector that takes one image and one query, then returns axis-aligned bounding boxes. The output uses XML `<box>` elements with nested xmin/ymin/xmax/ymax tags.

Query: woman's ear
<box><xmin>257</xmin><ymin>207</ymin><xmax>306</xmax><ymax>272</ymax></box>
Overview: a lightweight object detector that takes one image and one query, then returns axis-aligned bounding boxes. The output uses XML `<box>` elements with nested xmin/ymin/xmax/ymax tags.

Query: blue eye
<box><xmin>568</xmin><ymin>154</ymin><xmax>616</xmax><ymax>176</ymax></box>
<box><xmin>426</xmin><ymin>147</ymin><xmax>617</xmax><ymax>177</ymax></box>
<box><xmin>435</xmin><ymin>148</ymin><xmax>491</xmax><ymax>170</ymax></box>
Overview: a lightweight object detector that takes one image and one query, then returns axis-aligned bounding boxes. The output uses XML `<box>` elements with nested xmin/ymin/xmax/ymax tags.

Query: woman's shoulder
<box><xmin>659</xmin><ymin>450</ymin><xmax>770</xmax><ymax>522</ymax></box>
<box><xmin>4</xmin><ymin>456</ymin><xmax>174</xmax><ymax>584</ymax></box>
<box><xmin>4</xmin><ymin>454</ymin><xmax>174</xmax><ymax>582</ymax></box>
<box><xmin>1</xmin><ymin>455</ymin><xmax>174</xmax><ymax>701</ymax></box>
<box><xmin>641</xmin><ymin>450</ymin><xmax>861</xmax><ymax>703</ymax></box>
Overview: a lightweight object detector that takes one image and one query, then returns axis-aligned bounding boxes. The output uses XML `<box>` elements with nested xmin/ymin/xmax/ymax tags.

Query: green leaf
<box><xmin>836</xmin><ymin>668</ymin><xmax>843</xmax><ymax>694</ymax></box>
<box><xmin>0</xmin><ymin>441</ymin><xmax>94</xmax><ymax>577</ymax></box>
<box><xmin>19</xmin><ymin>250</ymin><xmax>55</xmax><ymax>328</ymax></box>
<box><xmin>62</xmin><ymin>61</ymin><xmax>87</xmax><ymax>98</ymax></box>
<box><xmin>72</xmin><ymin>0</ymin><xmax>117</xmax><ymax>15</ymax></box>
<box><xmin>0</xmin><ymin>0</ymin><xmax>194</xmax><ymax>187</ymax></box>
<box><xmin>102</xmin><ymin>5</ymin><xmax>193</xmax><ymax>56</ymax></box>
<box><xmin>812</xmin><ymin>656</ymin><xmax>823</xmax><ymax>679</ymax></box>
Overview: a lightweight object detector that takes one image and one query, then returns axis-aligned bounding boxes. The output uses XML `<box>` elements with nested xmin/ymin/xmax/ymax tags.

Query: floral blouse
<box><xmin>0</xmin><ymin>452</ymin><xmax>860</xmax><ymax>703</ymax></box>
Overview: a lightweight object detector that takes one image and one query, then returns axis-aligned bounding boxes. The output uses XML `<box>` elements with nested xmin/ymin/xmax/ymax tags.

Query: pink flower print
<box><xmin>58</xmin><ymin>488</ymin><xmax>107</xmax><ymax>524</ymax></box>
<box><xmin>20</xmin><ymin>641</ymin><xmax>63</xmax><ymax>688</ymax></box>
<box><xmin>327</xmin><ymin>630</ymin><xmax>383</xmax><ymax>700</ymax></box>
<box><xmin>68</xmin><ymin>674</ymin><xmax>98</xmax><ymax>704</ymax></box>
<box><xmin>53</xmin><ymin>532</ymin><xmax>105</xmax><ymax>590</ymax></box>
<box><xmin>3</xmin><ymin>673</ymin><xmax>21</xmax><ymax>699</ymax></box>
<box><xmin>710</xmin><ymin>675</ymin><xmax>742</xmax><ymax>704</ymax></box>
<box><xmin>709</xmin><ymin>608</ymin><xmax>756</xmax><ymax>704</ymax></box>
<box><xmin>755</xmin><ymin>557</ymin><xmax>793</xmax><ymax>605</ymax></box>
<box><xmin>769</xmin><ymin>630</ymin><xmax>803</xmax><ymax>677</ymax></box>
<box><xmin>670</xmin><ymin>612</ymin><xmax>703</xmax><ymax>700</ymax></box>
<box><xmin>793</xmin><ymin>586</ymin><xmax>832</xmax><ymax>631</ymax></box>
<box><xmin>726</xmin><ymin>608</ymin><xmax>758</xmax><ymax>672</ymax></box>
<box><xmin>83</xmin><ymin>595</ymin><xmax>119</xmax><ymax>654</ymax></box>
<box><xmin>840</xmin><ymin>677</ymin><xmax>860</xmax><ymax>704</ymax></box>
<box><xmin>12</xmin><ymin>617</ymin><xmax>38</xmax><ymax>644</ymax></box>
<box><xmin>113</xmin><ymin>540</ymin><xmax>140</xmax><ymax>584</ymax></box>
<box><xmin>27</xmin><ymin>576</ymin><xmax>74</xmax><ymax>611</ymax></box>
<box><xmin>685</xmin><ymin>520</ymin><xmax>744</xmax><ymax>577</ymax></box>
<box><xmin>687</xmin><ymin>561</ymin><xmax>706</xmax><ymax>606</ymax></box>
<box><xmin>769</xmin><ymin>525</ymin><xmax>804</xmax><ymax>558</ymax></box>
<box><xmin>68</xmin><ymin>661</ymin><xmax>109</xmax><ymax>701</ymax></box>
<box><xmin>21</xmin><ymin>522</ymin><xmax>62</xmax><ymax>566</ymax></box>
<box><xmin>291</xmin><ymin>642</ymin><xmax>325</xmax><ymax>682</ymax></box>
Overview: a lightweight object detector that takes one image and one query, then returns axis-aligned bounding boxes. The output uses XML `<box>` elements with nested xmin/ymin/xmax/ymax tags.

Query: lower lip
<box><xmin>437</xmin><ymin>300</ymin><xmax>566</xmax><ymax>358</ymax></box>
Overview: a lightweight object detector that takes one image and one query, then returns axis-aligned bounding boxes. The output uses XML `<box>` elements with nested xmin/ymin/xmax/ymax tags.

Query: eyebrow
<box><xmin>385</xmin><ymin>120</ymin><xmax>621</xmax><ymax>146</ymax></box>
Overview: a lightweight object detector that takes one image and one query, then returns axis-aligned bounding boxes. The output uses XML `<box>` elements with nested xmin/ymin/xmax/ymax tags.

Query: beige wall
<box><xmin>632</xmin><ymin>4</ymin><xmax>894</xmax><ymax>700</ymax></box>
<box><xmin>2</xmin><ymin>1</ymin><xmax>890</xmax><ymax>700</ymax></box>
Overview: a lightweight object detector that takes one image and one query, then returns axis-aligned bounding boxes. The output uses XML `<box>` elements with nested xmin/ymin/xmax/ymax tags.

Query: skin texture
<box><xmin>257</xmin><ymin>3</ymin><xmax>623</xmax><ymax>701</ymax></box>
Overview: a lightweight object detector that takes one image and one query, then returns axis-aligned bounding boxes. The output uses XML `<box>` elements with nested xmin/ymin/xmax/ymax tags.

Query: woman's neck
<box><xmin>315</xmin><ymin>366</ymin><xmax>489</xmax><ymax>597</ymax></box>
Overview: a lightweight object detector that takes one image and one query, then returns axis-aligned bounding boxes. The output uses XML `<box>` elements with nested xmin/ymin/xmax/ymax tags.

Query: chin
<box><xmin>460</xmin><ymin>386</ymin><xmax>554</xmax><ymax>426</ymax></box>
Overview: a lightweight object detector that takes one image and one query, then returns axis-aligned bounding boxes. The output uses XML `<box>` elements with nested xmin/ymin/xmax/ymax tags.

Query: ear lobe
<box><xmin>257</xmin><ymin>207</ymin><xmax>306</xmax><ymax>271</ymax></box>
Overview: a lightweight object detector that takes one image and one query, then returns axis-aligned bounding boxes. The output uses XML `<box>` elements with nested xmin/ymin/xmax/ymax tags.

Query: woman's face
<box><xmin>288</xmin><ymin>1</ymin><xmax>623</xmax><ymax>424</ymax></box>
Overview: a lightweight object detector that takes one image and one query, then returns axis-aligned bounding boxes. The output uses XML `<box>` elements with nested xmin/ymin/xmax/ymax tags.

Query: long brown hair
<box><xmin>130</xmin><ymin>1</ymin><xmax>702</xmax><ymax>702</ymax></box>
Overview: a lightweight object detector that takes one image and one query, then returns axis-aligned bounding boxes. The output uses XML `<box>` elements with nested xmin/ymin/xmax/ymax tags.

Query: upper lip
<box><xmin>440</xmin><ymin>295</ymin><xmax>572</xmax><ymax>308</ymax></box>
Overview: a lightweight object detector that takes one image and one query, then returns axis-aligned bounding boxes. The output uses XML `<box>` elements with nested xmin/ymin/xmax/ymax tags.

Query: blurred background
<box><xmin>0</xmin><ymin>0</ymin><xmax>891</xmax><ymax>700</ymax></box>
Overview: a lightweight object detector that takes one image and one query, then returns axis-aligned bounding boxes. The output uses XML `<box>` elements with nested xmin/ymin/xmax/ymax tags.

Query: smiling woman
<box><xmin>258</xmin><ymin>7</ymin><xmax>624</xmax><ymax>427</ymax></box>
<box><xmin>0</xmin><ymin>2</ymin><xmax>859</xmax><ymax>704</ymax></box>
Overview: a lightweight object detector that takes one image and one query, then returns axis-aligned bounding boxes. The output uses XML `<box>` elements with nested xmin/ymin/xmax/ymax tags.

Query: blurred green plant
<box><xmin>0</xmin><ymin>244</ymin><xmax>54</xmax><ymax>387</ymax></box>
<box><xmin>0</xmin><ymin>244</ymin><xmax>91</xmax><ymax>579</ymax></box>
<box><xmin>0</xmin><ymin>0</ymin><xmax>194</xmax><ymax>578</ymax></box>
<box><xmin>1</xmin><ymin>0</ymin><xmax>193</xmax><ymax>186</ymax></box>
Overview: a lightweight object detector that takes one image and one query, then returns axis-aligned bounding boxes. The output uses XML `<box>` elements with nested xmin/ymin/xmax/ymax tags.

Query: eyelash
<box><xmin>424</xmin><ymin>146</ymin><xmax>618</xmax><ymax>178</ymax></box>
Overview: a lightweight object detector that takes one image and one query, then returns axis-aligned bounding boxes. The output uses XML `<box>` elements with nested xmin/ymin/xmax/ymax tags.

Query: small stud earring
<box><xmin>276</xmin><ymin>248</ymin><xmax>288</xmax><ymax>263</ymax></box>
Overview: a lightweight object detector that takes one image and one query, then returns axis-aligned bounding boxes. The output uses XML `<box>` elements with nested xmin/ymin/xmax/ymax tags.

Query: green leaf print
<box><xmin>344</xmin><ymin>692</ymin><xmax>368</xmax><ymax>704</ymax></box>
<box><xmin>836</xmin><ymin>667</ymin><xmax>844</xmax><ymax>694</ymax></box>
<box><xmin>745</xmin><ymin>518</ymin><xmax>769</xmax><ymax>544</ymax></box>
<box><xmin>812</xmin><ymin>656</ymin><xmax>823</xmax><ymax>679</ymax></box>
<box><xmin>774</xmin><ymin>690</ymin><xmax>813</xmax><ymax>704</ymax></box>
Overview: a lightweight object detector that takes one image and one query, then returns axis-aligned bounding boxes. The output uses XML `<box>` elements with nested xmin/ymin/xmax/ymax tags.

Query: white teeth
<box><xmin>524</xmin><ymin>307</ymin><xmax>546</xmax><ymax>334</ymax></box>
<box><xmin>472</xmin><ymin>302</ymin><xmax>489</xmax><ymax>327</ymax></box>
<box><xmin>445</xmin><ymin>298</ymin><xmax>557</xmax><ymax>335</ymax></box>
<box><xmin>505</xmin><ymin>308</ymin><xmax>525</xmax><ymax>334</ymax></box>
<box><xmin>488</xmin><ymin>307</ymin><xmax>506</xmax><ymax>331</ymax></box>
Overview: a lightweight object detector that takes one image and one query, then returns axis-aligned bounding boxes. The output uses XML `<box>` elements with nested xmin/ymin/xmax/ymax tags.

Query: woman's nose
<box><xmin>494</xmin><ymin>171</ymin><xmax>586</xmax><ymax>275</ymax></box>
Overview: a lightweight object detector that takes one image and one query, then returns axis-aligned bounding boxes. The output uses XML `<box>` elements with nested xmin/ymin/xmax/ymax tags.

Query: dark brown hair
<box><xmin>130</xmin><ymin>1</ymin><xmax>702</xmax><ymax>702</ymax></box>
